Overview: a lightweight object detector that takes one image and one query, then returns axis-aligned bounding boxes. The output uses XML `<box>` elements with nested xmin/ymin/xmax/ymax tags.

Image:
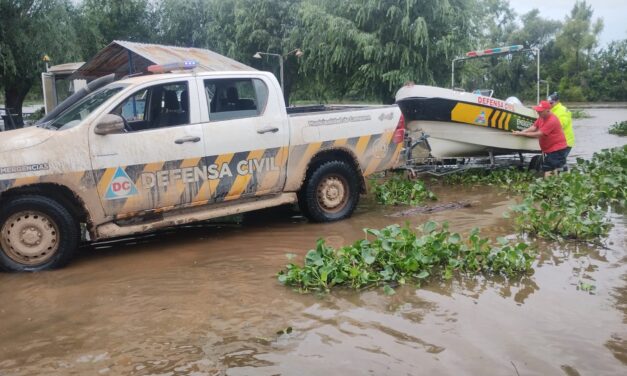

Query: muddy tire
<box><xmin>0</xmin><ymin>195</ymin><xmax>79</xmax><ymax>272</ymax></box>
<box><xmin>299</xmin><ymin>160</ymin><xmax>360</xmax><ymax>222</ymax></box>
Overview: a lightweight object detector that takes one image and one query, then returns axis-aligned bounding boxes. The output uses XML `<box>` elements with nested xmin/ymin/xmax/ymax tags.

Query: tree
<box><xmin>583</xmin><ymin>39</ymin><xmax>627</xmax><ymax>101</ymax></box>
<box><xmin>156</xmin><ymin>0</ymin><xmax>216</xmax><ymax>48</ymax></box>
<box><xmin>0</xmin><ymin>0</ymin><xmax>79</xmax><ymax>119</ymax></box>
<box><xmin>294</xmin><ymin>0</ymin><xmax>483</xmax><ymax>103</ymax></box>
<box><xmin>554</xmin><ymin>1</ymin><xmax>603</xmax><ymax>100</ymax></box>
<box><xmin>74</xmin><ymin>0</ymin><xmax>158</xmax><ymax>58</ymax></box>
<box><xmin>157</xmin><ymin>0</ymin><xmax>302</xmax><ymax>104</ymax></box>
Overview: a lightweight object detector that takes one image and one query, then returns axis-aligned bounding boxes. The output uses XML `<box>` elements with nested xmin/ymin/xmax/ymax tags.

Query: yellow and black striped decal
<box><xmin>397</xmin><ymin>97</ymin><xmax>536</xmax><ymax>131</ymax></box>
<box><xmin>0</xmin><ymin>132</ymin><xmax>401</xmax><ymax>220</ymax></box>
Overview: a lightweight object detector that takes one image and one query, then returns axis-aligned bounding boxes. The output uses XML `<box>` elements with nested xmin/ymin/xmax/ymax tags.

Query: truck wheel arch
<box><xmin>301</xmin><ymin>148</ymin><xmax>366</xmax><ymax>194</ymax></box>
<box><xmin>0</xmin><ymin>183</ymin><xmax>93</xmax><ymax>236</ymax></box>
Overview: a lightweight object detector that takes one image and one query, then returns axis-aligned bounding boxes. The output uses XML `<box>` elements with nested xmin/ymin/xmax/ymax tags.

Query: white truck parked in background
<box><xmin>0</xmin><ymin>66</ymin><xmax>405</xmax><ymax>271</ymax></box>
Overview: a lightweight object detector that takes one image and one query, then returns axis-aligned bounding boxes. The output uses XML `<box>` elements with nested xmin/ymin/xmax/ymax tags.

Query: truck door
<box><xmin>197</xmin><ymin>76</ymin><xmax>289</xmax><ymax>202</ymax></box>
<box><xmin>90</xmin><ymin>78</ymin><xmax>210</xmax><ymax>217</ymax></box>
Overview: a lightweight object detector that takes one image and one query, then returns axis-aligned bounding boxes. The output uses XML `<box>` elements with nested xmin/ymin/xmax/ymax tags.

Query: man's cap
<box><xmin>547</xmin><ymin>92</ymin><xmax>560</xmax><ymax>102</ymax></box>
<box><xmin>533</xmin><ymin>100</ymin><xmax>552</xmax><ymax>112</ymax></box>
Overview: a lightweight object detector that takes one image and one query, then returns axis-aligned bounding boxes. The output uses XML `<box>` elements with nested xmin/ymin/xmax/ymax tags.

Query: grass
<box><xmin>608</xmin><ymin>121</ymin><xmax>627</xmax><ymax>136</ymax></box>
<box><xmin>277</xmin><ymin>222</ymin><xmax>534</xmax><ymax>294</ymax></box>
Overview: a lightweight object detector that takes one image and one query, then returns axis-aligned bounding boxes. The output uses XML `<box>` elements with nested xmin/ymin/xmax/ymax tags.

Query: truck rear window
<box><xmin>204</xmin><ymin>78</ymin><xmax>268</xmax><ymax>121</ymax></box>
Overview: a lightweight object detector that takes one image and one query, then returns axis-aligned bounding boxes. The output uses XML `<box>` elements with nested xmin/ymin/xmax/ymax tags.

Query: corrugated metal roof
<box><xmin>72</xmin><ymin>40</ymin><xmax>254</xmax><ymax>80</ymax></box>
<box><xmin>48</xmin><ymin>62</ymin><xmax>85</xmax><ymax>75</ymax></box>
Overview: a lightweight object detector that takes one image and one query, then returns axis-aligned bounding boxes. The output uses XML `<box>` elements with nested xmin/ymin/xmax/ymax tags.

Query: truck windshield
<box><xmin>46</xmin><ymin>85</ymin><xmax>127</xmax><ymax>130</ymax></box>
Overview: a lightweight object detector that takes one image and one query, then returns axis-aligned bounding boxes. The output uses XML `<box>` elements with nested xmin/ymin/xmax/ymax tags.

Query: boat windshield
<box><xmin>43</xmin><ymin>84</ymin><xmax>128</xmax><ymax>131</ymax></box>
<box><xmin>472</xmin><ymin>89</ymin><xmax>494</xmax><ymax>97</ymax></box>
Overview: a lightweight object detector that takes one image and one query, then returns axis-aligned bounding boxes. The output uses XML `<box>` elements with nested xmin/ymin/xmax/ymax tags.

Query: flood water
<box><xmin>1</xmin><ymin>108</ymin><xmax>626</xmax><ymax>375</ymax></box>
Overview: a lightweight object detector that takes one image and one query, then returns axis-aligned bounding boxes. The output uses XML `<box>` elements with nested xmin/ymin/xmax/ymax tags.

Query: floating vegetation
<box><xmin>372</xmin><ymin>173</ymin><xmax>436</xmax><ymax>205</ymax></box>
<box><xmin>571</xmin><ymin>109</ymin><xmax>589</xmax><ymax>119</ymax></box>
<box><xmin>608</xmin><ymin>120</ymin><xmax>627</xmax><ymax>136</ymax></box>
<box><xmin>511</xmin><ymin>146</ymin><xmax>626</xmax><ymax>240</ymax></box>
<box><xmin>277</xmin><ymin>222</ymin><xmax>534</xmax><ymax>293</ymax></box>
<box><xmin>442</xmin><ymin>167</ymin><xmax>537</xmax><ymax>193</ymax></box>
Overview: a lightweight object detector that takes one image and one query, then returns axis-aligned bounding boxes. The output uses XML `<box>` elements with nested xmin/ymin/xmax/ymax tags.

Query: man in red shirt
<box><xmin>513</xmin><ymin>100</ymin><xmax>568</xmax><ymax>177</ymax></box>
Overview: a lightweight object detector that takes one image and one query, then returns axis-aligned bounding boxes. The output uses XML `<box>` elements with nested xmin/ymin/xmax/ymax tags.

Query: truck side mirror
<box><xmin>94</xmin><ymin>114</ymin><xmax>125</xmax><ymax>135</ymax></box>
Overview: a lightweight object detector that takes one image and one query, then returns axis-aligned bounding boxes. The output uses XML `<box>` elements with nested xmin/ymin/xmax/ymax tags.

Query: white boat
<box><xmin>395</xmin><ymin>84</ymin><xmax>540</xmax><ymax>158</ymax></box>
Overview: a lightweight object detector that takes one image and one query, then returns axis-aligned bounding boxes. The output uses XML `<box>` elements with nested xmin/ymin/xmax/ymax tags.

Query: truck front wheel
<box><xmin>299</xmin><ymin>160</ymin><xmax>360</xmax><ymax>222</ymax></box>
<box><xmin>0</xmin><ymin>195</ymin><xmax>80</xmax><ymax>272</ymax></box>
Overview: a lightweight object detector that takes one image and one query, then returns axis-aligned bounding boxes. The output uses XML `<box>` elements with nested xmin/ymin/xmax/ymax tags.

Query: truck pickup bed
<box><xmin>0</xmin><ymin>70</ymin><xmax>404</xmax><ymax>271</ymax></box>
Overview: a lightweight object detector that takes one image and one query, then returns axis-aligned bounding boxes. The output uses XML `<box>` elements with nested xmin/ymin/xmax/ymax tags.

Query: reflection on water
<box><xmin>0</xmin><ymin>108</ymin><xmax>626</xmax><ymax>375</ymax></box>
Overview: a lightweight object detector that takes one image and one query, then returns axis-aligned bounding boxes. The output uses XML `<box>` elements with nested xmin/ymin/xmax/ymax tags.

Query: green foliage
<box><xmin>2</xmin><ymin>0</ymin><xmax>626</xmax><ymax>117</ymax></box>
<box><xmin>74</xmin><ymin>0</ymin><xmax>158</xmax><ymax>58</ymax></box>
<box><xmin>277</xmin><ymin>222</ymin><xmax>534</xmax><ymax>293</ymax></box>
<box><xmin>0</xmin><ymin>0</ymin><xmax>80</xmax><ymax>116</ymax></box>
<box><xmin>570</xmin><ymin>109</ymin><xmax>589</xmax><ymax>119</ymax></box>
<box><xmin>295</xmin><ymin>0</ymin><xmax>481</xmax><ymax>102</ymax></box>
<box><xmin>372</xmin><ymin>174</ymin><xmax>436</xmax><ymax>206</ymax></box>
<box><xmin>25</xmin><ymin>107</ymin><xmax>45</xmax><ymax>122</ymax></box>
<box><xmin>608</xmin><ymin>121</ymin><xmax>627</xmax><ymax>136</ymax></box>
<box><xmin>582</xmin><ymin>40</ymin><xmax>627</xmax><ymax>101</ymax></box>
<box><xmin>554</xmin><ymin>1</ymin><xmax>603</xmax><ymax>77</ymax></box>
<box><xmin>442</xmin><ymin>167</ymin><xmax>536</xmax><ymax>194</ymax></box>
<box><xmin>511</xmin><ymin>146</ymin><xmax>626</xmax><ymax>239</ymax></box>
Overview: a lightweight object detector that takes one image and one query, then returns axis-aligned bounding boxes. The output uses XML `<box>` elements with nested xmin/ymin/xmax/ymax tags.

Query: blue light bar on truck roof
<box><xmin>147</xmin><ymin>60</ymin><xmax>198</xmax><ymax>74</ymax></box>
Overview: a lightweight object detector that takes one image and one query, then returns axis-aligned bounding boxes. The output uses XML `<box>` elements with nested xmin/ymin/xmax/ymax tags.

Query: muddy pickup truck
<box><xmin>0</xmin><ymin>69</ymin><xmax>404</xmax><ymax>271</ymax></box>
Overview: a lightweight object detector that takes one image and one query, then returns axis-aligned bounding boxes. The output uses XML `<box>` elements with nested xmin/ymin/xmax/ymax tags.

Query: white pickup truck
<box><xmin>0</xmin><ymin>69</ymin><xmax>404</xmax><ymax>271</ymax></box>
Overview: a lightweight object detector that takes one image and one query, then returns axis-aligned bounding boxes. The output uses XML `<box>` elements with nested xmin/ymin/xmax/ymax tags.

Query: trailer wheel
<box><xmin>0</xmin><ymin>195</ymin><xmax>80</xmax><ymax>272</ymax></box>
<box><xmin>299</xmin><ymin>160</ymin><xmax>360</xmax><ymax>222</ymax></box>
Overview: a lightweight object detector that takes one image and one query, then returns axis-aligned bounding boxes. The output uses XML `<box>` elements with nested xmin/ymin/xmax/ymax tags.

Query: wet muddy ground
<box><xmin>1</xmin><ymin>109</ymin><xmax>626</xmax><ymax>375</ymax></box>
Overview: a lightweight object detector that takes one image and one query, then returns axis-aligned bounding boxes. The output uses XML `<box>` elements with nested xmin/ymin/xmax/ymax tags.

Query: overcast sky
<box><xmin>508</xmin><ymin>0</ymin><xmax>626</xmax><ymax>45</ymax></box>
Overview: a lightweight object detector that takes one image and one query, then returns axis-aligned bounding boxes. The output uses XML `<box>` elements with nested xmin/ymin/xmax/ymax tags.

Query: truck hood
<box><xmin>0</xmin><ymin>126</ymin><xmax>55</xmax><ymax>153</ymax></box>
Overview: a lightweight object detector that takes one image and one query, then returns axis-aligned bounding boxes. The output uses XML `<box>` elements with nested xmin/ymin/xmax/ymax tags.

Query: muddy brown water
<box><xmin>1</xmin><ymin>109</ymin><xmax>626</xmax><ymax>375</ymax></box>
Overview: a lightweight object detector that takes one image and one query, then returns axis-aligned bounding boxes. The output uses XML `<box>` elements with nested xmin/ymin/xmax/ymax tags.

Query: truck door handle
<box><xmin>257</xmin><ymin>126</ymin><xmax>279</xmax><ymax>134</ymax></box>
<box><xmin>175</xmin><ymin>136</ymin><xmax>201</xmax><ymax>144</ymax></box>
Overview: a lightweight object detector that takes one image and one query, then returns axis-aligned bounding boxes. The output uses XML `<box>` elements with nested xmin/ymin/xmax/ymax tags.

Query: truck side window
<box><xmin>203</xmin><ymin>78</ymin><xmax>268</xmax><ymax>121</ymax></box>
<box><xmin>112</xmin><ymin>82</ymin><xmax>189</xmax><ymax>131</ymax></box>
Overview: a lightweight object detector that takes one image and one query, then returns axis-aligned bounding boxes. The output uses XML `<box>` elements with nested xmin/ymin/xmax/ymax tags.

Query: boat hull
<box><xmin>395</xmin><ymin>85</ymin><xmax>540</xmax><ymax>158</ymax></box>
<box><xmin>409</xmin><ymin>121</ymin><xmax>540</xmax><ymax>158</ymax></box>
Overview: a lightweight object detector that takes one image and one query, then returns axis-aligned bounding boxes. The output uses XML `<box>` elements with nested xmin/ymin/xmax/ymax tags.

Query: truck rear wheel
<box><xmin>0</xmin><ymin>195</ymin><xmax>80</xmax><ymax>272</ymax></box>
<box><xmin>299</xmin><ymin>160</ymin><xmax>360</xmax><ymax>222</ymax></box>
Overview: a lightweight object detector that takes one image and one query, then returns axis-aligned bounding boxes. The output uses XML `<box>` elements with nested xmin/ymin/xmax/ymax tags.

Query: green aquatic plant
<box><xmin>511</xmin><ymin>146</ymin><xmax>626</xmax><ymax>240</ymax></box>
<box><xmin>442</xmin><ymin>167</ymin><xmax>537</xmax><ymax>193</ymax></box>
<box><xmin>277</xmin><ymin>222</ymin><xmax>534</xmax><ymax>293</ymax></box>
<box><xmin>372</xmin><ymin>174</ymin><xmax>436</xmax><ymax>205</ymax></box>
<box><xmin>570</xmin><ymin>109</ymin><xmax>589</xmax><ymax>119</ymax></box>
<box><xmin>608</xmin><ymin>120</ymin><xmax>627</xmax><ymax>136</ymax></box>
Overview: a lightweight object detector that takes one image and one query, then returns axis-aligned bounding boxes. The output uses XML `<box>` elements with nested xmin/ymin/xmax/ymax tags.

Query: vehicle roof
<box><xmin>115</xmin><ymin>70</ymin><xmax>275</xmax><ymax>86</ymax></box>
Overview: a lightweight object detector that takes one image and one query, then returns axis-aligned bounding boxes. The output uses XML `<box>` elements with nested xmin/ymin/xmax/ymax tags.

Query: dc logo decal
<box><xmin>475</xmin><ymin>111</ymin><xmax>487</xmax><ymax>125</ymax></box>
<box><xmin>105</xmin><ymin>167</ymin><xmax>138</xmax><ymax>200</ymax></box>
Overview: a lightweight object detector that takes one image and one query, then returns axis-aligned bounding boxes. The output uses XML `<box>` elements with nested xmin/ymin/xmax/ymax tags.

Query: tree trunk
<box><xmin>4</xmin><ymin>85</ymin><xmax>30</xmax><ymax>118</ymax></box>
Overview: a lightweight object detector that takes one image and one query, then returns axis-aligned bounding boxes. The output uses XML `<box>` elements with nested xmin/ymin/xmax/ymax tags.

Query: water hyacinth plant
<box><xmin>608</xmin><ymin>120</ymin><xmax>627</xmax><ymax>136</ymax></box>
<box><xmin>511</xmin><ymin>146</ymin><xmax>626</xmax><ymax>239</ymax></box>
<box><xmin>442</xmin><ymin>167</ymin><xmax>537</xmax><ymax>193</ymax></box>
<box><xmin>277</xmin><ymin>222</ymin><xmax>534</xmax><ymax>293</ymax></box>
<box><xmin>570</xmin><ymin>109</ymin><xmax>590</xmax><ymax>119</ymax></box>
<box><xmin>372</xmin><ymin>174</ymin><xmax>436</xmax><ymax>205</ymax></box>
